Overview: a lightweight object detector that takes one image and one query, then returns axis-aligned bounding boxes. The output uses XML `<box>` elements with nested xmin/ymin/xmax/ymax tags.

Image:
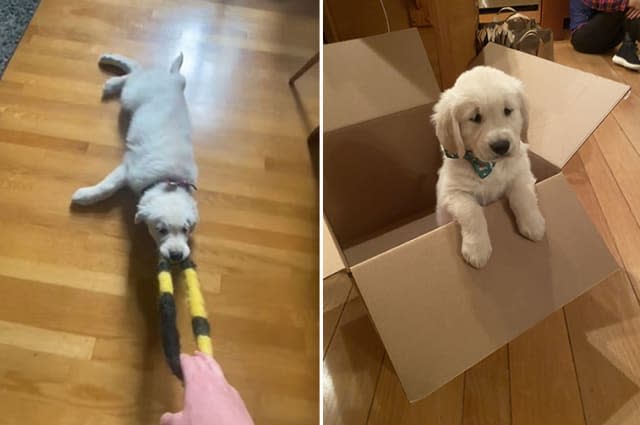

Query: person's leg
<box><xmin>611</xmin><ymin>15</ymin><xmax>640</xmax><ymax>71</ymax></box>
<box><xmin>613</xmin><ymin>31</ymin><xmax>640</xmax><ymax>70</ymax></box>
<box><xmin>624</xmin><ymin>16</ymin><xmax>640</xmax><ymax>41</ymax></box>
<box><xmin>571</xmin><ymin>11</ymin><xmax>625</xmax><ymax>53</ymax></box>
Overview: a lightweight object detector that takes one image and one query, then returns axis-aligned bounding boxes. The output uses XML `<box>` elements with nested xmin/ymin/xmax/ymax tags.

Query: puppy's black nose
<box><xmin>490</xmin><ymin>140</ymin><xmax>510</xmax><ymax>156</ymax></box>
<box><xmin>168</xmin><ymin>250</ymin><xmax>183</xmax><ymax>262</ymax></box>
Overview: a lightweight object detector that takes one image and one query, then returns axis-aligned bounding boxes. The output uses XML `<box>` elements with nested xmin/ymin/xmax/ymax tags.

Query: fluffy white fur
<box><xmin>72</xmin><ymin>53</ymin><xmax>198</xmax><ymax>262</ymax></box>
<box><xmin>433</xmin><ymin>66</ymin><xmax>545</xmax><ymax>268</ymax></box>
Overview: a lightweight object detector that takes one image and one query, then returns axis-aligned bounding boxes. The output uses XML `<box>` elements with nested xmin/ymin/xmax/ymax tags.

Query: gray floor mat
<box><xmin>0</xmin><ymin>0</ymin><xmax>40</xmax><ymax>78</ymax></box>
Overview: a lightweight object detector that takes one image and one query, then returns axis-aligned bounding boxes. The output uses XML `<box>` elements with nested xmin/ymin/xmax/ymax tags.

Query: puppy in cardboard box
<box><xmin>433</xmin><ymin>66</ymin><xmax>545</xmax><ymax>268</ymax></box>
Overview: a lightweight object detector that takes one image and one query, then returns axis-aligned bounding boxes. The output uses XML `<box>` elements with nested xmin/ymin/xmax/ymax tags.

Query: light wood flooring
<box><xmin>0</xmin><ymin>0</ymin><xmax>319</xmax><ymax>423</ymax></box>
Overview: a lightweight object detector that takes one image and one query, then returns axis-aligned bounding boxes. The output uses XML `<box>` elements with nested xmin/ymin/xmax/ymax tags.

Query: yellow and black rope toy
<box><xmin>158</xmin><ymin>257</ymin><xmax>213</xmax><ymax>380</ymax></box>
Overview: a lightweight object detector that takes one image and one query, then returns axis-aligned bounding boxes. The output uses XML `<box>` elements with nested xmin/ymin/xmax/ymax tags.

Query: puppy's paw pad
<box><xmin>72</xmin><ymin>187</ymin><xmax>97</xmax><ymax>205</ymax></box>
<box><xmin>462</xmin><ymin>238</ymin><xmax>492</xmax><ymax>269</ymax></box>
<box><xmin>519</xmin><ymin>212</ymin><xmax>546</xmax><ymax>241</ymax></box>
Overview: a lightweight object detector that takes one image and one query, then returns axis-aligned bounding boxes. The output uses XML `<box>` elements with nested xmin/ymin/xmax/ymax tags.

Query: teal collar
<box><xmin>443</xmin><ymin>148</ymin><xmax>495</xmax><ymax>179</ymax></box>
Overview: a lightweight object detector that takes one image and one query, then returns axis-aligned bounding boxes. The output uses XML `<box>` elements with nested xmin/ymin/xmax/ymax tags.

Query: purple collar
<box><xmin>141</xmin><ymin>178</ymin><xmax>197</xmax><ymax>196</ymax></box>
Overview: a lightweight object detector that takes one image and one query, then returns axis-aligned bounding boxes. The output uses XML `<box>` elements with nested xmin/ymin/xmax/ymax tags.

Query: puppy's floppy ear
<box><xmin>431</xmin><ymin>91</ymin><xmax>465</xmax><ymax>158</ymax></box>
<box><xmin>134</xmin><ymin>210</ymin><xmax>147</xmax><ymax>224</ymax></box>
<box><xmin>135</xmin><ymin>201</ymin><xmax>149</xmax><ymax>224</ymax></box>
<box><xmin>515</xmin><ymin>80</ymin><xmax>530</xmax><ymax>143</ymax></box>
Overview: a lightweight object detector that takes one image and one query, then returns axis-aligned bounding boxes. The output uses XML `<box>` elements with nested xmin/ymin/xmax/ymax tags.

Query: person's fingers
<box><xmin>160</xmin><ymin>411</ymin><xmax>184</xmax><ymax>425</ymax></box>
<box><xmin>196</xmin><ymin>351</ymin><xmax>225</xmax><ymax>379</ymax></box>
<box><xmin>189</xmin><ymin>351</ymin><xmax>213</xmax><ymax>376</ymax></box>
<box><xmin>179</xmin><ymin>353</ymin><xmax>201</xmax><ymax>382</ymax></box>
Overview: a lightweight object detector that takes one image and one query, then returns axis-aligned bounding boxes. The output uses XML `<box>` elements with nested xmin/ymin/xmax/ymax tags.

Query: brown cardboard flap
<box><xmin>324</xmin><ymin>28</ymin><xmax>440</xmax><ymax>133</ymax></box>
<box><xmin>344</xmin><ymin>213</ymin><xmax>439</xmax><ymax>266</ymax></box>
<box><xmin>350</xmin><ymin>173</ymin><xmax>618</xmax><ymax>402</ymax></box>
<box><xmin>472</xmin><ymin>43</ymin><xmax>630</xmax><ymax>168</ymax></box>
<box><xmin>323</xmin><ymin>217</ymin><xmax>346</xmax><ymax>278</ymax></box>
<box><xmin>324</xmin><ymin>104</ymin><xmax>441</xmax><ymax>249</ymax></box>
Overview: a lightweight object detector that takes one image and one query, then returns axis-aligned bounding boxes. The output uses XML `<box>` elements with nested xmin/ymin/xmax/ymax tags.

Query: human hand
<box><xmin>160</xmin><ymin>353</ymin><xmax>255</xmax><ymax>425</ymax></box>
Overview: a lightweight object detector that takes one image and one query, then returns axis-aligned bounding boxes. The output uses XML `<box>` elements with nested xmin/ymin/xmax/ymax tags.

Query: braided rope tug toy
<box><xmin>158</xmin><ymin>257</ymin><xmax>213</xmax><ymax>380</ymax></box>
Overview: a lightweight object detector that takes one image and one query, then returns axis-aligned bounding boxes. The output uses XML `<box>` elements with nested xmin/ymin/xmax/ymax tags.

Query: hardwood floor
<box><xmin>323</xmin><ymin>41</ymin><xmax>640</xmax><ymax>425</ymax></box>
<box><xmin>0</xmin><ymin>0</ymin><xmax>319</xmax><ymax>424</ymax></box>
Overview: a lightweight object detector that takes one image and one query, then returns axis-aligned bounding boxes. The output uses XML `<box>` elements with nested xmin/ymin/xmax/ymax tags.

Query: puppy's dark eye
<box><xmin>158</xmin><ymin>227</ymin><xmax>168</xmax><ymax>236</ymax></box>
<box><xmin>470</xmin><ymin>113</ymin><xmax>482</xmax><ymax>123</ymax></box>
<box><xmin>182</xmin><ymin>226</ymin><xmax>189</xmax><ymax>234</ymax></box>
<box><xmin>504</xmin><ymin>107</ymin><xmax>513</xmax><ymax>116</ymax></box>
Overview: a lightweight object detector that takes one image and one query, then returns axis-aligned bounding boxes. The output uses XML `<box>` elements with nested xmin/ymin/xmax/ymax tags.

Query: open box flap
<box><xmin>350</xmin><ymin>173</ymin><xmax>619</xmax><ymax>402</ymax></box>
<box><xmin>324</xmin><ymin>28</ymin><xmax>441</xmax><ymax>133</ymax></box>
<box><xmin>472</xmin><ymin>43</ymin><xmax>630</xmax><ymax>168</ymax></box>
<box><xmin>323</xmin><ymin>217</ymin><xmax>346</xmax><ymax>278</ymax></box>
<box><xmin>324</xmin><ymin>104</ymin><xmax>441</xmax><ymax>250</ymax></box>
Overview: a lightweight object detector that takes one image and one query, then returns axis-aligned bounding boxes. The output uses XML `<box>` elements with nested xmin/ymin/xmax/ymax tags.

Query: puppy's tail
<box><xmin>98</xmin><ymin>53</ymin><xmax>140</xmax><ymax>74</ymax></box>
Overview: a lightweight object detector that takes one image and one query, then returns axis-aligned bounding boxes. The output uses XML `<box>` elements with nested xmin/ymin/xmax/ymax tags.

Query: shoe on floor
<box><xmin>613</xmin><ymin>36</ymin><xmax>640</xmax><ymax>71</ymax></box>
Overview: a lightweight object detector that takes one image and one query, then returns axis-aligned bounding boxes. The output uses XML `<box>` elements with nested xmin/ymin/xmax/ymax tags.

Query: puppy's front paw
<box><xmin>71</xmin><ymin>187</ymin><xmax>97</xmax><ymax>205</ymax></box>
<box><xmin>518</xmin><ymin>210</ymin><xmax>546</xmax><ymax>241</ymax></box>
<box><xmin>461</xmin><ymin>237</ymin><xmax>492</xmax><ymax>269</ymax></box>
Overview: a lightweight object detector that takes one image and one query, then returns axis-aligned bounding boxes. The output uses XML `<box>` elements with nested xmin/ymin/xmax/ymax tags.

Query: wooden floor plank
<box><xmin>554</xmin><ymin>41</ymin><xmax>623</xmax><ymax>82</ymax></box>
<box><xmin>323</xmin><ymin>295</ymin><xmax>385</xmax><ymax>425</ymax></box>
<box><xmin>559</xmin><ymin>105</ymin><xmax>640</xmax><ymax>425</ymax></box>
<box><xmin>594</xmin><ymin>116</ymin><xmax>640</xmax><ymax>231</ymax></box>
<box><xmin>553</xmin><ymin>47</ymin><xmax>640</xmax><ymax>423</ymax></box>
<box><xmin>563</xmin><ymin>153</ymin><xmax>622</xmax><ymax>267</ymax></box>
<box><xmin>565</xmin><ymin>270</ymin><xmax>640</xmax><ymax>425</ymax></box>
<box><xmin>579</xmin><ymin>137</ymin><xmax>640</xmax><ymax>296</ymax></box>
<box><xmin>612</xmin><ymin>92</ymin><xmax>640</xmax><ymax>156</ymax></box>
<box><xmin>509</xmin><ymin>311</ymin><xmax>586</xmax><ymax>425</ymax></box>
<box><xmin>463</xmin><ymin>346</ymin><xmax>511</xmax><ymax>425</ymax></box>
<box><xmin>0</xmin><ymin>390</ymin><xmax>132</xmax><ymax>425</ymax></box>
<box><xmin>323</xmin><ymin>271</ymin><xmax>353</xmax><ymax>354</ymax></box>
<box><xmin>367</xmin><ymin>356</ymin><xmax>464</xmax><ymax>425</ymax></box>
<box><xmin>0</xmin><ymin>0</ymin><xmax>318</xmax><ymax>423</ymax></box>
<box><xmin>0</xmin><ymin>320</ymin><xmax>96</xmax><ymax>360</ymax></box>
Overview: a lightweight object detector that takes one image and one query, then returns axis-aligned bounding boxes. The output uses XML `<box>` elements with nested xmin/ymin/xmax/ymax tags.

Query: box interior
<box><xmin>324</xmin><ymin>113</ymin><xmax>561</xmax><ymax>267</ymax></box>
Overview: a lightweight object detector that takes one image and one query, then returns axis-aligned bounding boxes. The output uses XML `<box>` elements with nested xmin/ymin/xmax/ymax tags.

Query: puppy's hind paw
<box><xmin>461</xmin><ymin>237</ymin><xmax>492</xmax><ymax>269</ymax></box>
<box><xmin>102</xmin><ymin>82</ymin><xmax>118</xmax><ymax>97</ymax></box>
<box><xmin>102</xmin><ymin>76</ymin><xmax>126</xmax><ymax>98</ymax></box>
<box><xmin>71</xmin><ymin>187</ymin><xmax>98</xmax><ymax>205</ymax></box>
<box><xmin>518</xmin><ymin>211</ymin><xmax>546</xmax><ymax>241</ymax></box>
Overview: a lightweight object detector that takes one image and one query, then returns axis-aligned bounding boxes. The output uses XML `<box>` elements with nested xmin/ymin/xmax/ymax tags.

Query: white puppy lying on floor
<box><xmin>72</xmin><ymin>53</ymin><xmax>198</xmax><ymax>263</ymax></box>
<box><xmin>432</xmin><ymin>66</ymin><xmax>545</xmax><ymax>268</ymax></box>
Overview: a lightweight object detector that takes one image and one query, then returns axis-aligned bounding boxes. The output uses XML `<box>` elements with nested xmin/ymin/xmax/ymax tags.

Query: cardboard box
<box><xmin>323</xmin><ymin>217</ymin><xmax>345</xmax><ymax>278</ymax></box>
<box><xmin>323</xmin><ymin>29</ymin><xmax>629</xmax><ymax>402</ymax></box>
